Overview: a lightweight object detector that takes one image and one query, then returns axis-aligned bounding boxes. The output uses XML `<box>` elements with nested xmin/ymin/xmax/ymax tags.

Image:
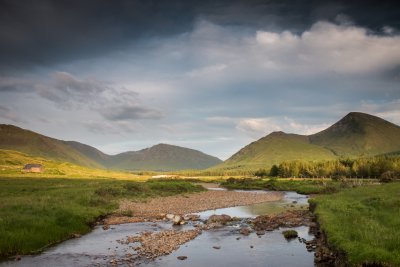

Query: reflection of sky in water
<box><xmin>147</xmin><ymin>226</ymin><xmax>314</xmax><ymax>267</ymax></box>
<box><xmin>197</xmin><ymin>191</ymin><xmax>309</xmax><ymax>219</ymax></box>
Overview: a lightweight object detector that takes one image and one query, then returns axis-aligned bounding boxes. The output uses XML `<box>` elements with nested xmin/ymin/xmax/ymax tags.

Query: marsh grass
<box><xmin>313</xmin><ymin>183</ymin><xmax>400</xmax><ymax>266</ymax></box>
<box><xmin>0</xmin><ymin>177</ymin><xmax>204</xmax><ymax>258</ymax></box>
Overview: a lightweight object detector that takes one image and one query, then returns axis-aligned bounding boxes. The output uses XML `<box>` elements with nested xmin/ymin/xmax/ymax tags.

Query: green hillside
<box><xmin>0</xmin><ymin>125</ymin><xmax>222</xmax><ymax>171</ymax></box>
<box><xmin>214</xmin><ymin>112</ymin><xmax>400</xmax><ymax>171</ymax></box>
<box><xmin>0</xmin><ymin>149</ymin><xmax>142</xmax><ymax>179</ymax></box>
<box><xmin>0</xmin><ymin>125</ymin><xmax>103</xmax><ymax>168</ymax></box>
<box><xmin>110</xmin><ymin>143</ymin><xmax>222</xmax><ymax>171</ymax></box>
<box><xmin>309</xmin><ymin>112</ymin><xmax>400</xmax><ymax>157</ymax></box>
<box><xmin>213</xmin><ymin>132</ymin><xmax>336</xmax><ymax>171</ymax></box>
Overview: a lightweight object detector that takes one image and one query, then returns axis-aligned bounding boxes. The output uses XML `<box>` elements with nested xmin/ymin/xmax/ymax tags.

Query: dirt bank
<box><xmin>105</xmin><ymin>190</ymin><xmax>283</xmax><ymax>225</ymax></box>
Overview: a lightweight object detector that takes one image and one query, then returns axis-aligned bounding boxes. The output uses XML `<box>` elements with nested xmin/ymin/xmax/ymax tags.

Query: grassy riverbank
<box><xmin>0</xmin><ymin>177</ymin><xmax>204</xmax><ymax>258</ymax></box>
<box><xmin>220</xmin><ymin>177</ymin><xmax>364</xmax><ymax>194</ymax></box>
<box><xmin>312</xmin><ymin>182</ymin><xmax>400</xmax><ymax>266</ymax></box>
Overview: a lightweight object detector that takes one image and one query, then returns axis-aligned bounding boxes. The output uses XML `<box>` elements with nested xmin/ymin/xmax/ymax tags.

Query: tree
<box><xmin>269</xmin><ymin>165</ymin><xmax>279</xmax><ymax>177</ymax></box>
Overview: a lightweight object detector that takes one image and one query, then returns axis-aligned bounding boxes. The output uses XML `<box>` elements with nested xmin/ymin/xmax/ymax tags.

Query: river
<box><xmin>1</xmin><ymin>191</ymin><xmax>315</xmax><ymax>267</ymax></box>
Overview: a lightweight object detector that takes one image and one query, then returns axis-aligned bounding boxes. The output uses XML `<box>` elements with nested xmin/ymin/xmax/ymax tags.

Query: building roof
<box><xmin>23</xmin><ymin>164</ymin><xmax>43</xmax><ymax>169</ymax></box>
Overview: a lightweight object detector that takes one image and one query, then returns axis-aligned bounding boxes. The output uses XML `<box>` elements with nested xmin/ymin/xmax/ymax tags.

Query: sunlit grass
<box><xmin>312</xmin><ymin>183</ymin><xmax>400</xmax><ymax>266</ymax></box>
<box><xmin>0</xmin><ymin>177</ymin><xmax>204</xmax><ymax>258</ymax></box>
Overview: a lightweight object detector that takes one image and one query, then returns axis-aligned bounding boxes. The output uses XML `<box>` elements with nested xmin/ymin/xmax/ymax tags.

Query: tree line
<box><xmin>257</xmin><ymin>155</ymin><xmax>400</xmax><ymax>179</ymax></box>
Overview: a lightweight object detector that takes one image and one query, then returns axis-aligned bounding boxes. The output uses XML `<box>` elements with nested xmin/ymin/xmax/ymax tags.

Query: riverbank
<box><xmin>0</xmin><ymin>178</ymin><xmax>204</xmax><ymax>258</ymax></box>
<box><xmin>311</xmin><ymin>182</ymin><xmax>400</xmax><ymax>266</ymax></box>
<box><xmin>105</xmin><ymin>190</ymin><xmax>283</xmax><ymax>224</ymax></box>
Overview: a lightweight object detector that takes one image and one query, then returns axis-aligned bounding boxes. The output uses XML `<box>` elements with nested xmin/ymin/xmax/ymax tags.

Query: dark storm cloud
<box><xmin>0</xmin><ymin>0</ymin><xmax>399</xmax><ymax>72</ymax></box>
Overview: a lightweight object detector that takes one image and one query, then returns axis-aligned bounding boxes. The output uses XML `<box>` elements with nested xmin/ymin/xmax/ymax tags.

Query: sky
<box><xmin>0</xmin><ymin>0</ymin><xmax>399</xmax><ymax>160</ymax></box>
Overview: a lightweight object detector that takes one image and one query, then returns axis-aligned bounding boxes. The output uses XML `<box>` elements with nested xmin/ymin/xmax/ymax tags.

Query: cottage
<box><xmin>22</xmin><ymin>164</ymin><xmax>44</xmax><ymax>173</ymax></box>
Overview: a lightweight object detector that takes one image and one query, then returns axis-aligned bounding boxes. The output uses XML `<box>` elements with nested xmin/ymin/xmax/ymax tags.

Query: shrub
<box><xmin>379</xmin><ymin>171</ymin><xmax>397</xmax><ymax>183</ymax></box>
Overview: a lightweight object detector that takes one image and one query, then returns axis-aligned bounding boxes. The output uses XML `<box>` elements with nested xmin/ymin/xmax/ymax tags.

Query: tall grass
<box><xmin>313</xmin><ymin>183</ymin><xmax>400</xmax><ymax>266</ymax></box>
<box><xmin>0</xmin><ymin>177</ymin><xmax>204</xmax><ymax>258</ymax></box>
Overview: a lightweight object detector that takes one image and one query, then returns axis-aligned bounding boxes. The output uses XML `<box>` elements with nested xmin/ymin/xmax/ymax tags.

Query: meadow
<box><xmin>312</xmin><ymin>182</ymin><xmax>400</xmax><ymax>266</ymax></box>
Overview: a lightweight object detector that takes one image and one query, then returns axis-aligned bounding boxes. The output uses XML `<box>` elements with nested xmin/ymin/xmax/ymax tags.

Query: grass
<box><xmin>0</xmin><ymin>149</ymin><xmax>149</xmax><ymax>180</ymax></box>
<box><xmin>220</xmin><ymin>177</ymin><xmax>360</xmax><ymax>194</ymax></box>
<box><xmin>312</xmin><ymin>182</ymin><xmax>400</xmax><ymax>266</ymax></box>
<box><xmin>0</xmin><ymin>177</ymin><xmax>204</xmax><ymax>258</ymax></box>
<box><xmin>282</xmin><ymin>230</ymin><xmax>298</xmax><ymax>239</ymax></box>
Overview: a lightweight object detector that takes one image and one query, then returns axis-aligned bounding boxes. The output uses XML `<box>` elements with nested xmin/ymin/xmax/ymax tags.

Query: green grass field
<box><xmin>0</xmin><ymin>177</ymin><xmax>204</xmax><ymax>258</ymax></box>
<box><xmin>220</xmin><ymin>177</ymin><xmax>375</xmax><ymax>194</ymax></box>
<box><xmin>312</xmin><ymin>183</ymin><xmax>400</xmax><ymax>266</ymax></box>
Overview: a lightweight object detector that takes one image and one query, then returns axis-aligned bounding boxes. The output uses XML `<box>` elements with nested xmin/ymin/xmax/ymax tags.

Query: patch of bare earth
<box><xmin>105</xmin><ymin>190</ymin><xmax>283</xmax><ymax>224</ymax></box>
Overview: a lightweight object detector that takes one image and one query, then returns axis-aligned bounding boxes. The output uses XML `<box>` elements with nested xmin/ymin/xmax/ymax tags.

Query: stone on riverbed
<box><xmin>207</xmin><ymin>214</ymin><xmax>231</xmax><ymax>224</ymax></box>
<box><xmin>239</xmin><ymin>227</ymin><xmax>251</xmax><ymax>236</ymax></box>
<box><xmin>172</xmin><ymin>215</ymin><xmax>184</xmax><ymax>225</ymax></box>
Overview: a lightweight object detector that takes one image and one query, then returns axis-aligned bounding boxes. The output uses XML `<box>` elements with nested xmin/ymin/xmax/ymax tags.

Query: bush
<box><xmin>254</xmin><ymin>168</ymin><xmax>268</xmax><ymax>178</ymax></box>
<box><xmin>379</xmin><ymin>171</ymin><xmax>398</xmax><ymax>183</ymax></box>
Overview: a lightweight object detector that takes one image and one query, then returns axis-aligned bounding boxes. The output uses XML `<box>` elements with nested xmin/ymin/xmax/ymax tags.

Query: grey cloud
<box><xmin>34</xmin><ymin>71</ymin><xmax>163</xmax><ymax>121</ymax></box>
<box><xmin>101</xmin><ymin>105</ymin><xmax>163</xmax><ymax>121</ymax></box>
<box><xmin>1</xmin><ymin>0</ymin><xmax>399</xmax><ymax>72</ymax></box>
<box><xmin>36</xmin><ymin>72</ymin><xmax>109</xmax><ymax>105</ymax></box>
<box><xmin>0</xmin><ymin>76</ymin><xmax>34</xmax><ymax>92</ymax></box>
<box><xmin>0</xmin><ymin>105</ymin><xmax>23</xmax><ymax>123</ymax></box>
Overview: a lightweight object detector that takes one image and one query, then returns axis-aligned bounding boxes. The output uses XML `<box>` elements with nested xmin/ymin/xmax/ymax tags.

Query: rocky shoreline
<box><xmin>104</xmin><ymin>190</ymin><xmax>283</xmax><ymax>225</ymax></box>
<box><xmin>99</xmin><ymin>189</ymin><xmax>346</xmax><ymax>266</ymax></box>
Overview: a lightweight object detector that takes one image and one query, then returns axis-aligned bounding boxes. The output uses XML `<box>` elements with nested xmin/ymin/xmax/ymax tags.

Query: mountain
<box><xmin>309</xmin><ymin>112</ymin><xmax>400</xmax><ymax>157</ymax></box>
<box><xmin>214</xmin><ymin>132</ymin><xmax>336</xmax><ymax>171</ymax></box>
<box><xmin>110</xmin><ymin>143</ymin><xmax>222</xmax><ymax>171</ymax></box>
<box><xmin>0</xmin><ymin>125</ymin><xmax>103</xmax><ymax>168</ymax></box>
<box><xmin>215</xmin><ymin>112</ymin><xmax>400</xmax><ymax>171</ymax></box>
<box><xmin>0</xmin><ymin>125</ymin><xmax>222</xmax><ymax>171</ymax></box>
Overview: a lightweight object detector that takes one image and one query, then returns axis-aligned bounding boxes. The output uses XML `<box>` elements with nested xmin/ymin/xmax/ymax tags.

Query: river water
<box><xmin>1</xmin><ymin>191</ymin><xmax>315</xmax><ymax>267</ymax></box>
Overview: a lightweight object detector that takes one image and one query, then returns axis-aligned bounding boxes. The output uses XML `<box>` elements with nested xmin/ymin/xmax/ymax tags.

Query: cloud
<box><xmin>253</xmin><ymin>21</ymin><xmax>400</xmax><ymax>76</ymax></box>
<box><xmin>83</xmin><ymin>120</ymin><xmax>142</xmax><ymax>134</ymax></box>
<box><xmin>360</xmin><ymin>99</ymin><xmax>400</xmax><ymax>125</ymax></box>
<box><xmin>33</xmin><ymin>71</ymin><xmax>163</xmax><ymax>121</ymax></box>
<box><xmin>236</xmin><ymin>118</ymin><xmax>282</xmax><ymax>138</ymax></box>
<box><xmin>236</xmin><ymin>116</ymin><xmax>330</xmax><ymax>138</ymax></box>
<box><xmin>0</xmin><ymin>76</ymin><xmax>34</xmax><ymax>92</ymax></box>
<box><xmin>36</xmin><ymin>72</ymin><xmax>110</xmax><ymax>105</ymax></box>
<box><xmin>0</xmin><ymin>105</ymin><xmax>23</xmax><ymax>123</ymax></box>
<box><xmin>186</xmin><ymin>20</ymin><xmax>400</xmax><ymax>79</ymax></box>
<box><xmin>101</xmin><ymin>105</ymin><xmax>163</xmax><ymax>121</ymax></box>
<box><xmin>186</xmin><ymin>63</ymin><xmax>227</xmax><ymax>77</ymax></box>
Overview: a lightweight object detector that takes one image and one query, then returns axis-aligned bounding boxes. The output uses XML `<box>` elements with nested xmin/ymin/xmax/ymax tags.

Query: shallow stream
<box><xmin>1</xmin><ymin>191</ymin><xmax>315</xmax><ymax>267</ymax></box>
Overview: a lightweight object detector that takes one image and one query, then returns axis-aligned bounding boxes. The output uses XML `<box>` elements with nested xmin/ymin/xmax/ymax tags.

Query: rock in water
<box><xmin>239</xmin><ymin>227</ymin><xmax>251</xmax><ymax>236</ymax></box>
<box><xmin>207</xmin><ymin>214</ymin><xmax>231</xmax><ymax>224</ymax></box>
<box><xmin>166</xmin><ymin>214</ymin><xmax>175</xmax><ymax>220</ymax></box>
<box><xmin>172</xmin><ymin>215</ymin><xmax>183</xmax><ymax>225</ymax></box>
<box><xmin>177</xmin><ymin>256</ymin><xmax>187</xmax><ymax>260</ymax></box>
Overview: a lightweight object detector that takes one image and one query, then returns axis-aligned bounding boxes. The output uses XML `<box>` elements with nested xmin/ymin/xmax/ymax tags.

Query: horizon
<box><xmin>1</xmin><ymin>0</ymin><xmax>399</xmax><ymax>160</ymax></box>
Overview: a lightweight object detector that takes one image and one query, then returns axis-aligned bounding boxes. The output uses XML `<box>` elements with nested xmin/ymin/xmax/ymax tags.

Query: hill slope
<box><xmin>215</xmin><ymin>112</ymin><xmax>400</xmax><ymax>171</ymax></box>
<box><xmin>0</xmin><ymin>125</ymin><xmax>222</xmax><ymax>171</ymax></box>
<box><xmin>213</xmin><ymin>132</ymin><xmax>337</xmax><ymax>171</ymax></box>
<box><xmin>0</xmin><ymin>125</ymin><xmax>103</xmax><ymax>168</ymax></box>
<box><xmin>309</xmin><ymin>112</ymin><xmax>400</xmax><ymax>157</ymax></box>
<box><xmin>110</xmin><ymin>143</ymin><xmax>222</xmax><ymax>171</ymax></box>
